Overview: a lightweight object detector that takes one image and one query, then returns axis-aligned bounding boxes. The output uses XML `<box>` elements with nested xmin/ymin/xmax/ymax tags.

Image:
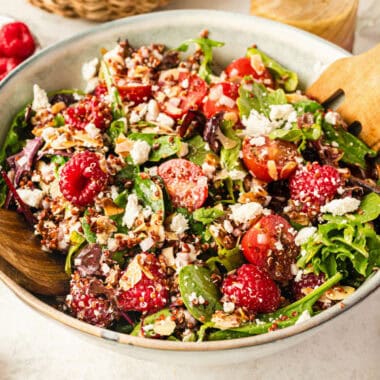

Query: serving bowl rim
<box><xmin>0</xmin><ymin>9</ymin><xmax>379</xmax><ymax>352</ymax></box>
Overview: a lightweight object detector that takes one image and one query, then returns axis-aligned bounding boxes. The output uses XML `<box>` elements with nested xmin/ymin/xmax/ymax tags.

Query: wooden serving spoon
<box><xmin>0</xmin><ymin>209</ymin><xmax>69</xmax><ymax>295</ymax></box>
<box><xmin>306</xmin><ymin>43</ymin><xmax>380</xmax><ymax>151</ymax></box>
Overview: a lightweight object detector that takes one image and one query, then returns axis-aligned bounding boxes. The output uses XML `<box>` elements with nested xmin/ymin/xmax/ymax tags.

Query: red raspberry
<box><xmin>0</xmin><ymin>57</ymin><xmax>22</xmax><ymax>81</ymax></box>
<box><xmin>291</xmin><ymin>272</ymin><xmax>325</xmax><ymax>300</ymax></box>
<box><xmin>0</xmin><ymin>22</ymin><xmax>36</xmax><ymax>59</ymax></box>
<box><xmin>289</xmin><ymin>163</ymin><xmax>341</xmax><ymax>212</ymax></box>
<box><xmin>117</xmin><ymin>253</ymin><xmax>168</xmax><ymax>314</ymax></box>
<box><xmin>64</xmin><ymin>96</ymin><xmax>112</xmax><ymax>130</ymax></box>
<box><xmin>222</xmin><ymin>264</ymin><xmax>281</xmax><ymax>314</ymax></box>
<box><xmin>93</xmin><ymin>84</ymin><xmax>108</xmax><ymax>98</ymax></box>
<box><xmin>66</xmin><ymin>273</ymin><xmax>117</xmax><ymax>328</ymax></box>
<box><xmin>59</xmin><ymin>151</ymin><xmax>108</xmax><ymax>206</ymax></box>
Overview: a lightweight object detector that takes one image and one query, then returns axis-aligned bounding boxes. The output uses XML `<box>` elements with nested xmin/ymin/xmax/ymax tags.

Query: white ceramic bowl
<box><xmin>0</xmin><ymin>10</ymin><xmax>379</xmax><ymax>365</ymax></box>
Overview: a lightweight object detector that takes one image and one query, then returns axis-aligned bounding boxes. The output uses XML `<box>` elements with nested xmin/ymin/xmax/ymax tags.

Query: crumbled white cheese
<box><xmin>228</xmin><ymin>169</ymin><xmax>247</xmax><ymax>180</ymax></box>
<box><xmin>175</xmin><ymin>243</ymin><xmax>197</xmax><ymax>271</ymax></box>
<box><xmin>17</xmin><ymin>188</ymin><xmax>44</xmax><ymax>208</ymax></box>
<box><xmin>129</xmin><ymin>110</ymin><xmax>141</xmax><ymax>124</ymax></box>
<box><xmin>294</xmin><ymin>269</ymin><xmax>304</xmax><ymax>282</ymax></box>
<box><xmin>41</xmin><ymin>127</ymin><xmax>57</xmax><ymax>141</ymax></box>
<box><xmin>146</xmin><ymin>99</ymin><xmax>160</xmax><ymax>122</ymax></box>
<box><xmin>85</xmin><ymin>77</ymin><xmax>99</xmax><ymax>94</ymax></box>
<box><xmin>202</xmin><ymin>162</ymin><xmax>216</xmax><ymax>179</ymax></box>
<box><xmin>122</xmin><ymin>193</ymin><xmax>141</xmax><ymax>228</ymax></box>
<box><xmin>170</xmin><ymin>213</ymin><xmax>189</xmax><ymax>235</ymax></box>
<box><xmin>274</xmin><ymin>241</ymin><xmax>284</xmax><ymax>251</ymax></box>
<box><xmin>229</xmin><ymin>202</ymin><xmax>263</xmax><ymax>224</ymax></box>
<box><xmin>325</xmin><ymin>111</ymin><xmax>339</xmax><ymax>125</ymax></box>
<box><xmin>223</xmin><ymin>219</ymin><xmax>234</xmax><ymax>234</ymax></box>
<box><xmin>32</xmin><ymin>84</ymin><xmax>50</xmax><ymax>111</ymax></box>
<box><xmin>242</xmin><ymin>109</ymin><xmax>274</xmax><ymax>137</ymax></box>
<box><xmin>269</xmin><ymin>104</ymin><xmax>295</xmax><ymax>121</ymax></box>
<box><xmin>156</xmin><ymin>113</ymin><xmax>175</xmax><ymax>128</ymax></box>
<box><xmin>295</xmin><ymin>226</ymin><xmax>317</xmax><ymax>246</ymax></box>
<box><xmin>320</xmin><ymin>197</ymin><xmax>361</xmax><ymax>216</ymax></box>
<box><xmin>130</xmin><ymin>140</ymin><xmax>151</xmax><ymax>165</ymax></box>
<box><xmin>223</xmin><ymin>301</ymin><xmax>235</xmax><ymax>313</ymax></box>
<box><xmin>249</xmin><ymin>136</ymin><xmax>266</xmax><ymax>146</ymax></box>
<box><xmin>84</xmin><ymin>123</ymin><xmax>100</xmax><ymax>139</ymax></box>
<box><xmin>139</xmin><ymin>235</ymin><xmax>155</xmax><ymax>251</ymax></box>
<box><xmin>295</xmin><ymin>310</ymin><xmax>311</xmax><ymax>325</ymax></box>
<box><xmin>82</xmin><ymin>57</ymin><xmax>99</xmax><ymax>81</ymax></box>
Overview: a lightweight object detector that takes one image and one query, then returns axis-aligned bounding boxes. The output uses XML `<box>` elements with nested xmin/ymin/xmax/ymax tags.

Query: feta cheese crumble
<box><xmin>122</xmin><ymin>194</ymin><xmax>141</xmax><ymax>228</ymax></box>
<box><xmin>320</xmin><ymin>197</ymin><xmax>361</xmax><ymax>216</ymax></box>
<box><xmin>170</xmin><ymin>213</ymin><xmax>189</xmax><ymax>235</ymax></box>
<box><xmin>82</xmin><ymin>58</ymin><xmax>99</xmax><ymax>81</ymax></box>
<box><xmin>17</xmin><ymin>188</ymin><xmax>44</xmax><ymax>208</ymax></box>
<box><xmin>295</xmin><ymin>226</ymin><xmax>317</xmax><ymax>246</ymax></box>
<box><xmin>130</xmin><ymin>140</ymin><xmax>151</xmax><ymax>165</ymax></box>
<box><xmin>229</xmin><ymin>202</ymin><xmax>263</xmax><ymax>224</ymax></box>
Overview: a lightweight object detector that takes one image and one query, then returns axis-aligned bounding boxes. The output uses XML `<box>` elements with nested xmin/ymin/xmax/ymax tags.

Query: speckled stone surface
<box><xmin>0</xmin><ymin>1</ymin><xmax>379</xmax><ymax>379</ymax></box>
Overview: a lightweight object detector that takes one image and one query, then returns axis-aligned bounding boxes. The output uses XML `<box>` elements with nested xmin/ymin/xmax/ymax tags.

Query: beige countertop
<box><xmin>0</xmin><ymin>1</ymin><xmax>379</xmax><ymax>379</ymax></box>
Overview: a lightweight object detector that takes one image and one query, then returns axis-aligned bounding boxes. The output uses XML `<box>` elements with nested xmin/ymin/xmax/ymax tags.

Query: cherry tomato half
<box><xmin>116</xmin><ymin>78</ymin><xmax>152</xmax><ymax>104</ymax></box>
<box><xmin>225</xmin><ymin>56</ymin><xmax>274</xmax><ymax>86</ymax></box>
<box><xmin>202</xmin><ymin>81</ymin><xmax>239</xmax><ymax>118</ymax></box>
<box><xmin>242</xmin><ymin>136</ymin><xmax>299</xmax><ymax>182</ymax></box>
<box><xmin>158</xmin><ymin>158</ymin><xmax>208</xmax><ymax>211</ymax></box>
<box><xmin>156</xmin><ymin>71</ymin><xmax>207</xmax><ymax>119</ymax></box>
<box><xmin>241</xmin><ymin>214</ymin><xmax>297</xmax><ymax>281</ymax></box>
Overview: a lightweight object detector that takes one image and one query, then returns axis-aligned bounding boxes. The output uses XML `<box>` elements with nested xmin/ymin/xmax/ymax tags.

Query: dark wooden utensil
<box><xmin>0</xmin><ymin>209</ymin><xmax>69</xmax><ymax>295</ymax></box>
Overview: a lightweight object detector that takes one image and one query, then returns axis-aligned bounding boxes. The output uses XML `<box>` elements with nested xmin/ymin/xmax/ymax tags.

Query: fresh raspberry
<box><xmin>0</xmin><ymin>22</ymin><xmax>36</xmax><ymax>60</ymax></box>
<box><xmin>289</xmin><ymin>163</ymin><xmax>341</xmax><ymax>212</ymax></box>
<box><xmin>291</xmin><ymin>272</ymin><xmax>325</xmax><ymax>300</ymax></box>
<box><xmin>0</xmin><ymin>57</ymin><xmax>22</xmax><ymax>81</ymax></box>
<box><xmin>64</xmin><ymin>96</ymin><xmax>112</xmax><ymax>130</ymax></box>
<box><xmin>222</xmin><ymin>264</ymin><xmax>281</xmax><ymax>314</ymax></box>
<box><xmin>59</xmin><ymin>151</ymin><xmax>108</xmax><ymax>206</ymax></box>
<box><xmin>117</xmin><ymin>253</ymin><xmax>168</xmax><ymax>314</ymax></box>
<box><xmin>66</xmin><ymin>273</ymin><xmax>117</xmax><ymax>328</ymax></box>
<box><xmin>93</xmin><ymin>84</ymin><xmax>108</xmax><ymax>98</ymax></box>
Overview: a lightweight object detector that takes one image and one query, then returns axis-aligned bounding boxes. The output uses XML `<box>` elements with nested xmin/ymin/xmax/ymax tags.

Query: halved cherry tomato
<box><xmin>156</xmin><ymin>71</ymin><xmax>207</xmax><ymax>119</ymax></box>
<box><xmin>225</xmin><ymin>56</ymin><xmax>273</xmax><ymax>86</ymax></box>
<box><xmin>202</xmin><ymin>81</ymin><xmax>239</xmax><ymax>118</ymax></box>
<box><xmin>241</xmin><ymin>214</ymin><xmax>297</xmax><ymax>281</ymax></box>
<box><xmin>242</xmin><ymin>136</ymin><xmax>299</xmax><ymax>182</ymax></box>
<box><xmin>158</xmin><ymin>158</ymin><xmax>208</xmax><ymax>211</ymax></box>
<box><xmin>115</xmin><ymin>77</ymin><xmax>152</xmax><ymax>104</ymax></box>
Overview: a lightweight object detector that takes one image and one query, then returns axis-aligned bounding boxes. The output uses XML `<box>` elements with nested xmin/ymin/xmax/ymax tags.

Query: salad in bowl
<box><xmin>1</xmin><ymin>31</ymin><xmax>379</xmax><ymax>343</ymax></box>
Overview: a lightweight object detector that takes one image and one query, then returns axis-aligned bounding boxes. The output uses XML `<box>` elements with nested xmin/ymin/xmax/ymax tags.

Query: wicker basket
<box><xmin>28</xmin><ymin>0</ymin><xmax>170</xmax><ymax>22</ymax></box>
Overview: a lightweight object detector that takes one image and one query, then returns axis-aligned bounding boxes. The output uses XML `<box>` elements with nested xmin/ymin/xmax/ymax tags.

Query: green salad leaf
<box><xmin>322</xmin><ymin>121</ymin><xmax>376</xmax><ymax>169</ymax></box>
<box><xmin>186</xmin><ymin>134</ymin><xmax>215</xmax><ymax>166</ymax></box>
<box><xmin>178</xmin><ymin>265</ymin><xmax>222</xmax><ymax>322</ymax></box>
<box><xmin>297</xmin><ymin>194</ymin><xmax>380</xmax><ymax>278</ymax></box>
<box><xmin>131</xmin><ymin>308</ymin><xmax>172</xmax><ymax>337</ymax></box>
<box><xmin>176</xmin><ymin>37</ymin><xmax>224</xmax><ymax>83</ymax></box>
<box><xmin>246</xmin><ymin>47</ymin><xmax>298</xmax><ymax>92</ymax></box>
<box><xmin>133</xmin><ymin>174</ymin><xmax>164</xmax><ymax>214</ymax></box>
<box><xmin>81</xmin><ymin>214</ymin><xmax>97</xmax><ymax>244</ymax></box>
<box><xmin>237</xmin><ymin>82</ymin><xmax>287</xmax><ymax>119</ymax></box>
<box><xmin>108</xmin><ymin>118</ymin><xmax>127</xmax><ymax>141</ymax></box>
<box><xmin>64</xmin><ymin>231</ymin><xmax>86</xmax><ymax>275</ymax></box>
<box><xmin>206</xmin><ymin>245</ymin><xmax>244</xmax><ymax>273</ymax></box>
<box><xmin>193</xmin><ymin>207</ymin><xmax>225</xmax><ymax>224</ymax></box>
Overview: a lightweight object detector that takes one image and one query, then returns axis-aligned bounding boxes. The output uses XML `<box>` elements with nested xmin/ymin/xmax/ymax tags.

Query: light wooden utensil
<box><xmin>306</xmin><ymin>44</ymin><xmax>380</xmax><ymax>151</ymax></box>
<box><xmin>0</xmin><ymin>209</ymin><xmax>69</xmax><ymax>295</ymax></box>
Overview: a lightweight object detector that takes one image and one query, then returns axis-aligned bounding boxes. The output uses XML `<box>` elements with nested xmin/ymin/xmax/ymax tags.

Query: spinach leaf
<box><xmin>193</xmin><ymin>207</ymin><xmax>225</xmax><ymax>224</ymax></box>
<box><xmin>297</xmin><ymin>194</ymin><xmax>380</xmax><ymax>278</ymax></box>
<box><xmin>81</xmin><ymin>216</ymin><xmax>97</xmax><ymax>244</ymax></box>
<box><xmin>176</xmin><ymin>207</ymin><xmax>204</xmax><ymax>236</ymax></box>
<box><xmin>246</xmin><ymin>47</ymin><xmax>298</xmax><ymax>92</ymax></box>
<box><xmin>128</xmin><ymin>133</ymin><xmax>181</xmax><ymax>162</ymax></box>
<box><xmin>186</xmin><ymin>134</ymin><xmax>215</xmax><ymax>166</ymax></box>
<box><xmin>64</xmin><ymin>231</ymin><xmax>86</xmax><ymax>275</ymax></box>
<box><xmin>107</xmin><ymin>118</ymin><xmax>127</xmax><ymax>141</ymax></box>
<box><xmin>178</xmin><ymin>265</ymin><xmax>222</xmax><ymax>322</ymax></box>
<box><xmin>322</xmin><ymin>122</ymin><xmax>376</xmax><ymax>169</ymax></box>
<box><xmin>293</xmin><ymin>99</ymin><xmax>323</xmax><ymax>114</ymax></box>
<box><xmin>131</xmin><ymin>308</ymin><xmax>172</xmax><ymax>337</ymax></box>
<box><xmin>116</xmin><ymin>164</ymin><xmax>139</xmax><ymax>183</ymax></box>
<box><xmin>207</xmin><ymin>245</ymin><xmax>244</xmax><ymax>273</ymax></box>
<box><xmin>133</xmin><ymin>174</ymin><xmax>164</xmax><ymax>213</ymax></box>
<box><xmin>237</xmin><ymin>82</ymin><xmax>287</xmax><ymax>118</ymax></box>
<box><xmin>207</xmin><ymin>272</ymin><xmax>342</xmax><ymax>340</ymax></box>
<box><xmin>176</xmin><ymin>37</ymin><xmax>224</xmax><ymax>83</ymax></box>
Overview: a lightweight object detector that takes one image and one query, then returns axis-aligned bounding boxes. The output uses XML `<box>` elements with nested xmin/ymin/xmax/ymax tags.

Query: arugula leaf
<box><xmin>100</xmin><ymin>60</ymin><xmax>124</xmax><ymax>119</ymax></box>
<box><xmin>207</xmin><ymin>272</ymin><xmax>342</xmax><ymax>340</ymax></box>
<box><xmin>322</xmin><ymin>122</ymin><xmax>376</xmax><ymax>169</ymax></box>
<box><xmin>107</xmin><ymin>118</ymin><xmax>127</xmax><ymax>141</ymax></box>
<box><xmin>246</xmin><ymin>47</ymin><xmax>298</xmax><ymax>92</ymax></box>
<box><xmin>176</xmin><ymin>37</ymin><xmax>224</xmax><ymax>83</ymax></box>
<box><xmin>186</xmin><ymin>134</ymin><xmax>215</xmax><ymax>166</ymax></box>
<box><xmin>64</xmin><ymin>231</ymin><xmax>86</xmax><ymax>275</ymax></box>
<box><xmin>178</xmin><ymin>265</ymin><xmax>222</xmax><ymax>322</ymax></box>
<box><xmin>237</xmin><ymin>82</ymin><xmax>287</xmax><ymax>118</ymax></box>
<box><xmin>297</xmin><ymin>194</ymin><xmax>380</xmax><ymax>278</ymax></box>
<box><xmin>128</xmin><ymin>133</ymin><xmax>181</xmax><ymax>162</ymax></box>
<box><xmin>219</xmin><ymin>120</ymin><xmax>244</xmax><ymax>172</ymax></box>
<box><xmin>133</xmin><ymin>174</ymin><xmax>164</xmax><ymax>213</ymax></box>
<box><xmin>193</xmin><ymin>207</ymin><xmax>225</xmax><ymax>224</ymax></box>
